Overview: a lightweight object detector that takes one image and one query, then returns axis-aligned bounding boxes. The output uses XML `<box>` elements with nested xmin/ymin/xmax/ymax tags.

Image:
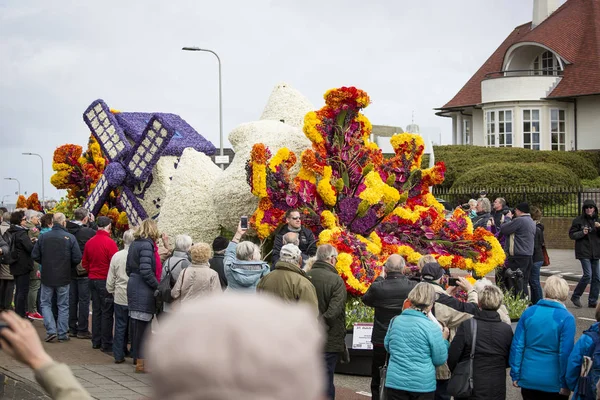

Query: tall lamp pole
<box><xmin>4</xmin><ymin>177</ymin><xmax>21</xmax><ymax>196</ymax></box>
<box><xmin>181</xmin><ymin>46</ymin><xmax>225</xmax><ymax>170</ymax></box>
<box><xmin>22</xmin><ymin>152</ymin><xmax>45</xmax><ymax>209</ymax></box>
<box><xmin>1</xmin><ymin>195</ymin><xmax>10</xmax><ymax>206</ymax></box>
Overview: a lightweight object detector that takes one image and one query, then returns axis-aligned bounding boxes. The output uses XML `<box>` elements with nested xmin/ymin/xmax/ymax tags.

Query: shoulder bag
<box><xmin>447</xmin><ymin>318</ymin><xmax>478</xmax><ymax>397</ymax></box>
<box><xmin>158</xmin><ymin>259</ymin><xmax>184</xmax><ymax>304</ymax></box>
<box><xmin>379</xmin><ymin>316</ymin><xmax>398</xmax><ymax>400</ymax></box>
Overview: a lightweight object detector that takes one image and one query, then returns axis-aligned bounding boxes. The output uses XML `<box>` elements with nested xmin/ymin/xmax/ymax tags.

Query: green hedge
<box><xmin>451</xmin><ymin>162</ymin><xmax>580</xmax><ymax>207</ymax></box>
<box><xmin>577</xmin><ymin>150</ymin><xmax>600</xmax><ymax>175</ymax></box>
<box><xmin>434</xmin><ymin>146</ymin><xmax>598</xmax><ymax>188</ymax></box>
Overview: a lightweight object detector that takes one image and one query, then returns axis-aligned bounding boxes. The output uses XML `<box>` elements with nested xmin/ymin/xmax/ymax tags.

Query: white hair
<box><xmin>316</xmin><ymin>244</ymin><xmax>337</xmax><ymax>262</ymax></box>
<box><xmin>53</xmin><ymin>213</ymin><xmax>66</xmax><ymax>226</ymax></box>
<box><xmin>236</xmin><ymin>241</ymin><xmax>261</xmax><ymax>261</ymax></box>
<box><xmin>474</xmin><ymin>278</ymin><xmax>494</xmax><ymax>293</ymax></box>
<box><xmin>25</xmin><ymin>209</ymin><xmax>41</xmax><ymax>222</ymax></box>
<box><xmin>123</xmin><ymin>229</ymin><xmax>135</xmax><ymax>247</ymax></box>
<box><xmin>175</xmin><ymin>235</ymin><xmax>193</xmax><ymax>252</ymax></box>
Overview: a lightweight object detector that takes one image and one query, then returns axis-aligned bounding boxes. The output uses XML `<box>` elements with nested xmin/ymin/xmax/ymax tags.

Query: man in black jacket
<box><xmin>32</xmin><ymin>213</ymin><xmax>82</xmax><ymax>343</ymax></box>
<box><xmin>362</xmin><ymin>254</ymin><xmax>415</xmax><ymax>399</ymax></box>
<box><xmin>66</xmin><ymin>207</ymin><xmax>96</xmax><ymax>338</ymax></box>
<box><xmin>209</xmin><ymin>236</ymin><xmax>228</xmax><ymax>290</ymax></box>
<box><xmin>569</xmin><ymin>199</ymin><xmax>600</xmax><ymax>308</ymax></box>
<box><xmin>271</xmin><ymin>209</ymin><xmax>317</xmax><ymax>267</ymax></box>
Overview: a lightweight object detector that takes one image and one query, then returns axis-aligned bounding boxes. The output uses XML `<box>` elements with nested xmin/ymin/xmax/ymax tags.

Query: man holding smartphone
<box><xmin>569</xmin><ymin>199</ymin><xmax>600</xmax><ymax>308</ymax></box>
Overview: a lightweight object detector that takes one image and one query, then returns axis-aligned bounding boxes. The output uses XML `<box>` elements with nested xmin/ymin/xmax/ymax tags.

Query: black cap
<box><xmin>515</xmin><ymin>202</ymin><xmax>530</xmax><ymax>214</ymax></box>
<box><xmin>96</xmin><ymin>216</ymin><xmax>112</xmax><ymax>228</ymax></box>
<box><xmin>421</xmin><ymin>262</ymin><xmax>444</xmax><ymax>281</ymax></box>
<box><xmin>212</xmin><ymin>236</ymin><xmax>229</xmax><ymax>252</ymax></box>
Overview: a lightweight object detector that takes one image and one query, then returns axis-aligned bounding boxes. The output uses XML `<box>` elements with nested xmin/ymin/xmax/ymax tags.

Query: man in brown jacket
<box><xmin>257</xmin><ymin>244</ymin><xmax>318</xmax><ymax>314</ymax></box>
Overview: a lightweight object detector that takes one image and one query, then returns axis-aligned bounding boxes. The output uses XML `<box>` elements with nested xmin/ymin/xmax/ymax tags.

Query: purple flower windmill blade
<box><xmin>122</xmin><ymin>115</ymin><xmax>176</xmax><ymax>183</ymax></box>
<box><xmin>119</xmin><ymin>187</ymin><xmax>147</xmax><ymax>227</ymax></box>
<box><xmin>83</xmin><ymin>100</ymin><xmax>132</xmax><ymax>162</ymax></box>
<box><xmin>82</xmin><ymin>175</ymin><xmax>111</xmax><ymax>216</ymax></box>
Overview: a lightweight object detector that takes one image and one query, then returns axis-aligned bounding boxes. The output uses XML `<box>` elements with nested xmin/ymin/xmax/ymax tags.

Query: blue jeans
<box><xmin>573</xmin><ymin>259</ymin><xmax>600</xmax><ymax>305</ymax></box>
<box><xmin>69</xmin><ymin>277</ymin><xmax>90</xmax><ymax>334</ymax></box>
<box><xmin>324</xmin><ymin>352</ymin><xmax>338</xmax><ymax>399</ymax></box>
<box><xmin>113</xmin><ymin>304</ymin><xmax>130</xmax><ymax>361</ymax></box>
<box><xmin>40</xmin><ymin>284</ymin><xmax>69</xmax><ymax>338</ymax></box>
<box><xmin>530</xmin><ymin>261</ymin><xmax>544</xmax><ymax>305</ymax></box>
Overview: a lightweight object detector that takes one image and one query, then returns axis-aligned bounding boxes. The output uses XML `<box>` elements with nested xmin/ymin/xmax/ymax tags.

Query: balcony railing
<box><xmin>484</xmin><ymin>69</ymin><xmax>564</xmax><ymax>79</ymax></box>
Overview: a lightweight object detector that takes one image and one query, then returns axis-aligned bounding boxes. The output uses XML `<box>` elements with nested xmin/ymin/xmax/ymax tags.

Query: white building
<box><xmin>437</xmin><ymin>0</ymin><xmax>600</xmax><ymax>151</ymax></box>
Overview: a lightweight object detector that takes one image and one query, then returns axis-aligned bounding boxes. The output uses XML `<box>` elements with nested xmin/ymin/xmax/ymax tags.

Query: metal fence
<box><xmin>432</xmin><ymin>187</ymin><xmax>600</xmax><ymax>218</ymax></box>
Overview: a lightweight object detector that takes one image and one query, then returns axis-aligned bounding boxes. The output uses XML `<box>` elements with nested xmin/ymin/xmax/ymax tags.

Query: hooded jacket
<box><xmin>256</xmin><ymin>260</ymin><xmax>318</xmax><ymax>313</ymax></box>
<box><xmin>223</xmin><ymin>242</ymin><xmax>269</xmax><ymax>292</ymax></box>
<box><xmin>566</xmin><ymin>322</ymin><xmax>600</xmax><ymax>398</ymax></box>
<box><xmin>569</xmin><ymin>199</ymin><xmax>600</xmax><ymax>260</ymax></box>
<box><xmin>7</xmin><ymin>225</ymin><xmax>34</xmax><ymax>277</ymax></box>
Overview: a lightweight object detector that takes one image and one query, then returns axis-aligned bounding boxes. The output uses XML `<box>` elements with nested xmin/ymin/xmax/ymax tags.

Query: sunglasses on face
<box><xmin>289</xmin><ymin>217</ymin><xmax>301</xmax><ymax>220</ymax></box>
<box><xmin>585</xmin><ymin>206</ymin><xmax>595</xmax><ymax>209</ymax></box>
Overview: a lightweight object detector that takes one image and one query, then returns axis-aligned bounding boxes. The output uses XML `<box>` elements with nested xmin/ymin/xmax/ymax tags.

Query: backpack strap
<box><xmin>584</xmin><ymin>331</ymin><xmax>600</xmax><ymax>357</ymax></box>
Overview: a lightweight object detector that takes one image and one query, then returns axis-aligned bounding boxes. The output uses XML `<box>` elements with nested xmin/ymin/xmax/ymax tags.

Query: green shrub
<box><xmin>434</xmin><ymin>146</ymin><xmax>598</xmax><ymax>188</ymax></box>
<box><xmin>577</xmin><ymin>150</ymin><xmax>600</xmax><ymax>175</ymax></box>
<box><xmin>504</xmin><ymin>290</ymin><xmax>529</xmax><ymax>320</ymax></box>
<box><xmin>451</xmin><ymin>162</ymin><xmax>580</xmax><ymax>207</ymax></box>
<box><xmin>582</xmin><ymin>176</ymin><xmax>600</xmax><ymax>188</ymax></box>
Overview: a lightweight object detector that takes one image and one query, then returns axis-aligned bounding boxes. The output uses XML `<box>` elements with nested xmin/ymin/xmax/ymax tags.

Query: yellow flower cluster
<box><xmin>296</xmin><ymin>166</ymin><xmax>316</xmax><ymax>184</ymax></box>
<box><xmin>317</xmin><ymin>166</ymin><xmax>337</xmax><ymax>206</ymax></box>
<box><xmin>252</xmin><ymin>164</ymin><xmax>268</xmax><ymax>198</ymax></box>
<box><xmin>357</xmin><ymin>232</ymin><xmax>382</xmax><ymax>255</ymax></box>
<box><xmin>50</xmin><ymin>171</ymin><xmax>70</xmax><ymax>187</ymax></box>
<box><xmin>396</xmin><ymin>245</ymin><xmax>423</xmax><ymax>264</ymax></box>
<box><xmin>269</xmin><ymin>148</ymin><xmax>291</xmax><ymax>172</ymax></box>
<box><xmin>392</xmin><ymin>206</ymin><xmax>428</xmax><ymax>223</ymax></box>
<box><xmin>320</xmin><ymin>210</ymin><xmax>337</xmax><ymax>229</ymax></box>
<box><xmin>303</xmin><ymin>112</ymin><xmax>324</xmax><ymax>145</ymax></box>
<box><xmin>471</xmin><ymin>236</ymin><xmax>506</xmax><ymax>277</ymax></box>
<box><xmin>318</xmin><ymin>227</ymin><xmax>342</xmax><ymax>245</ymax></box>
<box><xmin>359</xmin><ymin>171</ymin><xmax>400</xmax><ymax>206</ymax></box>
<box><xmin>356</xmin><ymin>113</ymin><xmax>372</xmax><ymax>141</ymax></box>
<box><xmin>335</xmin><ymin>253</ymin><xmax>369</xmax><ymax>294</ymax></box>
<box><xmin>390</xmin><ymin>133</ymin><xmax>424</xmax><ymax>170</ymax></box>
<box><xmin>253</xmin><ymin>208</ymin><xmax>272</xmax><ymax>239</ymax></box>
<box><xmin>423</xmin><ymin>193</ymin><xmax>446</xmax><ymax>215</ymax></box>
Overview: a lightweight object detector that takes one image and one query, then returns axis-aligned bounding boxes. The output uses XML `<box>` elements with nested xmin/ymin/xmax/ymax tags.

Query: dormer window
<box><xmin>533</xmin><ymin>51</ymin><xmax>560</xmax><ymax>76</ymax></box>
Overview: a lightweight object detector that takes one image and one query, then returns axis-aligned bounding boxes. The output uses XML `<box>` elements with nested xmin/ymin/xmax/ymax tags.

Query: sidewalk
<box><xmin>540</xmin><ymin>248</ymin><xmax>582</xmax><ymax>282</ymax></box>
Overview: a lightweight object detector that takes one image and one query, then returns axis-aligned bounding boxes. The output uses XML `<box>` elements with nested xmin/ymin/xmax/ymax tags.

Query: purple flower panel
<box><xmin>115</xmin><ymin>112</ymin><xmax>216</xmax><ymax>156</ymax></box>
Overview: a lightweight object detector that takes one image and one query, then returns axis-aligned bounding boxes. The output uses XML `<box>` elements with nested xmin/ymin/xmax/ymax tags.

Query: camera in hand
<box><xmin>240</xmin><ymin>216</ymin><xmax>248</xmax><ymax>230</ymax></box>
<box><xmin>448</xmin><ymin>277</ymin><xmax>459</xmax><ymax>286</ymax></box>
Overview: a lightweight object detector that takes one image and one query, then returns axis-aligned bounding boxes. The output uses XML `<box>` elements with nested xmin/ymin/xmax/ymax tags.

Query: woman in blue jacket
<box><xmin>566</xmin><ymin>304</ymin><xmax>600</xmax><ymax>399</ymax></box>
<box><xmin>384</xmin><ymin>282</ymin><xmax>450</xmax><ymax>400</ymax></box>
<box><xmin>509</xmin><ymin>275</ymin><xmax>576</xmax><ymax>400</ymax></box>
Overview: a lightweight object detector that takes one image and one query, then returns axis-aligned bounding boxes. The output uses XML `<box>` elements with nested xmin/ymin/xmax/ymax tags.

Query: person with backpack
<box><xmin>566</xmin><ymin>303</ymin><xmax>600</xmax><ymax>399</ymax></box>
<box><xmin>159</xmin><ymin>235</ymin><xmax>192</xmax><ymax>313</ymax></box>
<box><xmin>106</xmin><ymin>229</ymin><xmax>134</xmax><ymax>364</ymax></box>
<box><xmin>7</xmin><ymin>210</ymin><xmax>35</xmax><ymax>318</ymax></box>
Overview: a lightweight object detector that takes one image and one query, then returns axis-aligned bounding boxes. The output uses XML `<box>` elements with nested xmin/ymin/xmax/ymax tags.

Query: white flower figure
<box><xmin>158</xmin><ymin>83</ymin><xmax>314</xmax><ymax>243</ymax></box>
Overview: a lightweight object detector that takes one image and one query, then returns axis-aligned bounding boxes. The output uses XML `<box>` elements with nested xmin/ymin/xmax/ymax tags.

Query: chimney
<box><xmin>532</xmin><ymin>0</ymin><xmax>561</xmax><ymax>28</ymax></box>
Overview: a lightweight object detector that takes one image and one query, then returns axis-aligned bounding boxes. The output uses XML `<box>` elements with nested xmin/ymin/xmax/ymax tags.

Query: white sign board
<box><xmin>352</xmin><ymin>323</ymin><xmax>373</xmax><ymax>350</ymax></box>
<box><xmin>215</xmin><ymin>155</ymin><xmax>230</xmax><ymax>164</ymax></box>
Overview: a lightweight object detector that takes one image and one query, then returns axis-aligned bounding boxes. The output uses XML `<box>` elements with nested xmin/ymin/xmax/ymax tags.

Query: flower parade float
<box><xmin>246</xmin><ymin>86</ymin><xmax>506</xmax><ymax>375</ymax></box>
<box><xmin>51</xmin><ymin>99</ymin><xmax>216</xmax><ymax>231</ymax></box>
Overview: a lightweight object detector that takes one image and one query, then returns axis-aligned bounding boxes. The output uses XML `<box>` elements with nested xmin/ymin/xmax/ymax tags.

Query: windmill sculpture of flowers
<box><xmin>246</xmin><ymin>87</ymin><xmax>505</xmax><ymax>296</ymax></box>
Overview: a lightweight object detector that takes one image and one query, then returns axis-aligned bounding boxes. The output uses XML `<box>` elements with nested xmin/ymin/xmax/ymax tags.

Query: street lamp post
<box><xmin>22</xmin><ymin>152</ymin><xmax>45</xmax><ymax>209</ymax></box>
<box><xmin>181</xmin><ymin>46</ymin><xmax>225</xmax><ymax>170</ymax></box>
<box><xmin>4</xmin><ymin>178</ymin><xmax>21</xmax><ymax>196</ymax></box>
<box><xmin>1</xmin><ymin>195</ymin><xmax>10</xmax><ymax>206</ymax></box>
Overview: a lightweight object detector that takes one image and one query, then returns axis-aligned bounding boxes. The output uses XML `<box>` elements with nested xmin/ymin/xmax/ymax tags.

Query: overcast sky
<box><xmin>0</xmin><ymin>0</ymin><xmax>546</xmax><ymax>203</ymax></box>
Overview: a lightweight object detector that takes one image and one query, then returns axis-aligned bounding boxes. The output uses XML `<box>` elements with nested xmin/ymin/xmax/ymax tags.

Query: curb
<box><xmin>540</xmin><ymin>269</ymin><xmax>580</xmax><ymax>282</ymax></box>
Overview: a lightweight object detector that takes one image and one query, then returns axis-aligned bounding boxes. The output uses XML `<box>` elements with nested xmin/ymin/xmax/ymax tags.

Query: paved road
<box><xmin>0</xmin><ymin>248</ymin><xmax>595</xmax><ymax>400</ymax></box>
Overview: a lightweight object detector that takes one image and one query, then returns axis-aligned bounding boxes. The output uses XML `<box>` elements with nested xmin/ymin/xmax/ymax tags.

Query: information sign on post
<box><xmin>215</xmin><ymin>155</ymin><xmax>230</xmax><ymax>165</ymax></box>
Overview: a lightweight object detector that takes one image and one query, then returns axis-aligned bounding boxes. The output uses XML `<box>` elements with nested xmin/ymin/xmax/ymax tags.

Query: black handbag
<box><xmin>379</xmin><ymin>316</ymin><xmax>398</xmax><ymax>400</ymax></box>
<box><xmin>447</xmin><ymin>318</ymin><xmax>477</xmax><ymax>398</ymax></box>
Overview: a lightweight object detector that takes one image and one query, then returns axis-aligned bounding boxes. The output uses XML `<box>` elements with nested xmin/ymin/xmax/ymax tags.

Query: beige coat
<box><xmin>171</xmin><ymin>263</ymin><xmax>221</xmax><ymax>303</ymax></box>
<box><xmin>35</xmin><ymin>362</ymin><xmax>92</xmax><ymax>399</ymax></box>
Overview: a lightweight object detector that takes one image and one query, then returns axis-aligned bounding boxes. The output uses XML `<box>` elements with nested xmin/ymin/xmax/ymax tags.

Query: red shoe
<box><xmin>28</xmin><ymin>312</ymin><xmax>43</xmax><ymax>321</ymax></box>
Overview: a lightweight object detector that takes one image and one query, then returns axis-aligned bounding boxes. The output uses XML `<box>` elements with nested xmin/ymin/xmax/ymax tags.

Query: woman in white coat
<box><xmin>172</xmin><ymin>242</ymin><xmax>221</xmax><ymax>304</ymax></box>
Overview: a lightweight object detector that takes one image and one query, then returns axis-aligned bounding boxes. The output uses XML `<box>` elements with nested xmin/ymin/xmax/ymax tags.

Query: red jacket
<box><xmin>82</xmin><ymin>230</ymin><xmax>118</xmax><ymax>280</ymax></box>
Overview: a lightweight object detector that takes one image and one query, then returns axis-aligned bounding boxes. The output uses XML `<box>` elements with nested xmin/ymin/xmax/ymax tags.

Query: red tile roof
<box><xmin>440</xmin><ymin>0</ymin><xmax>600</xmax><ymax>109</ymax></box>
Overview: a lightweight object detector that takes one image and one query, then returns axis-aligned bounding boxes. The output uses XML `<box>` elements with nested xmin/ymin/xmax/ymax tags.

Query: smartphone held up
<box><xmin>240</xmin><ymin>216</ymin><xmax>248</xmax><ymax>230</ymax></box>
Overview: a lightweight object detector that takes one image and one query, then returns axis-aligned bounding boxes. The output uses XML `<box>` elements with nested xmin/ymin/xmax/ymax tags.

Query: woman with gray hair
<box><xmin>384</xmin><ymin>283</ymin><xmax>450</xmax><ymax>399</ymax></box>
<box><xmin>161</xmin><ymin>234</ymin><xmax>193</xmax><ymax>313</ymax></box>
<box><xmin>448</xmin><ymin>285</ymin><xmax>514</xmax><ymax>400</ymax></box>
<box><xmin>472</xmin><ymin>198</ymin><xmax>493</xmax><ymax>230</ymax></box>
<box><xmin>224</xmin><ymin>223</ymin><xmax>269</xmax><ymax>292</ymax></box>
<box><xmin>509</xmin><ymin>275</ymin><xmax>575</xmax><ymax>399</ymax></box>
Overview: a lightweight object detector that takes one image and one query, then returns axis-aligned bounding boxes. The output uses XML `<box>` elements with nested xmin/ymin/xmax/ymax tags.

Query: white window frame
<box><xmin>463</xmin><ymin>119</ymin><xmax>471</xmax><ymax>145</ymax></box>
<box><xmin>533</xmin><ymin>51</ymin><xmax>560</xmax><ymax>76</ymax></box>
<box><xmin>485</xmin><ymin>109</ymin><xmax>513</xmax><ymax>147</ymax></box>
<box><xmin>550</xmin><ymin>108</ymin><xmax>566</xmax><ymax>151</ymax></box>
<box><xmin>523</xmin><ymin>109</ymin><xmax>541</xmax><ymax>150</ymax></box>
